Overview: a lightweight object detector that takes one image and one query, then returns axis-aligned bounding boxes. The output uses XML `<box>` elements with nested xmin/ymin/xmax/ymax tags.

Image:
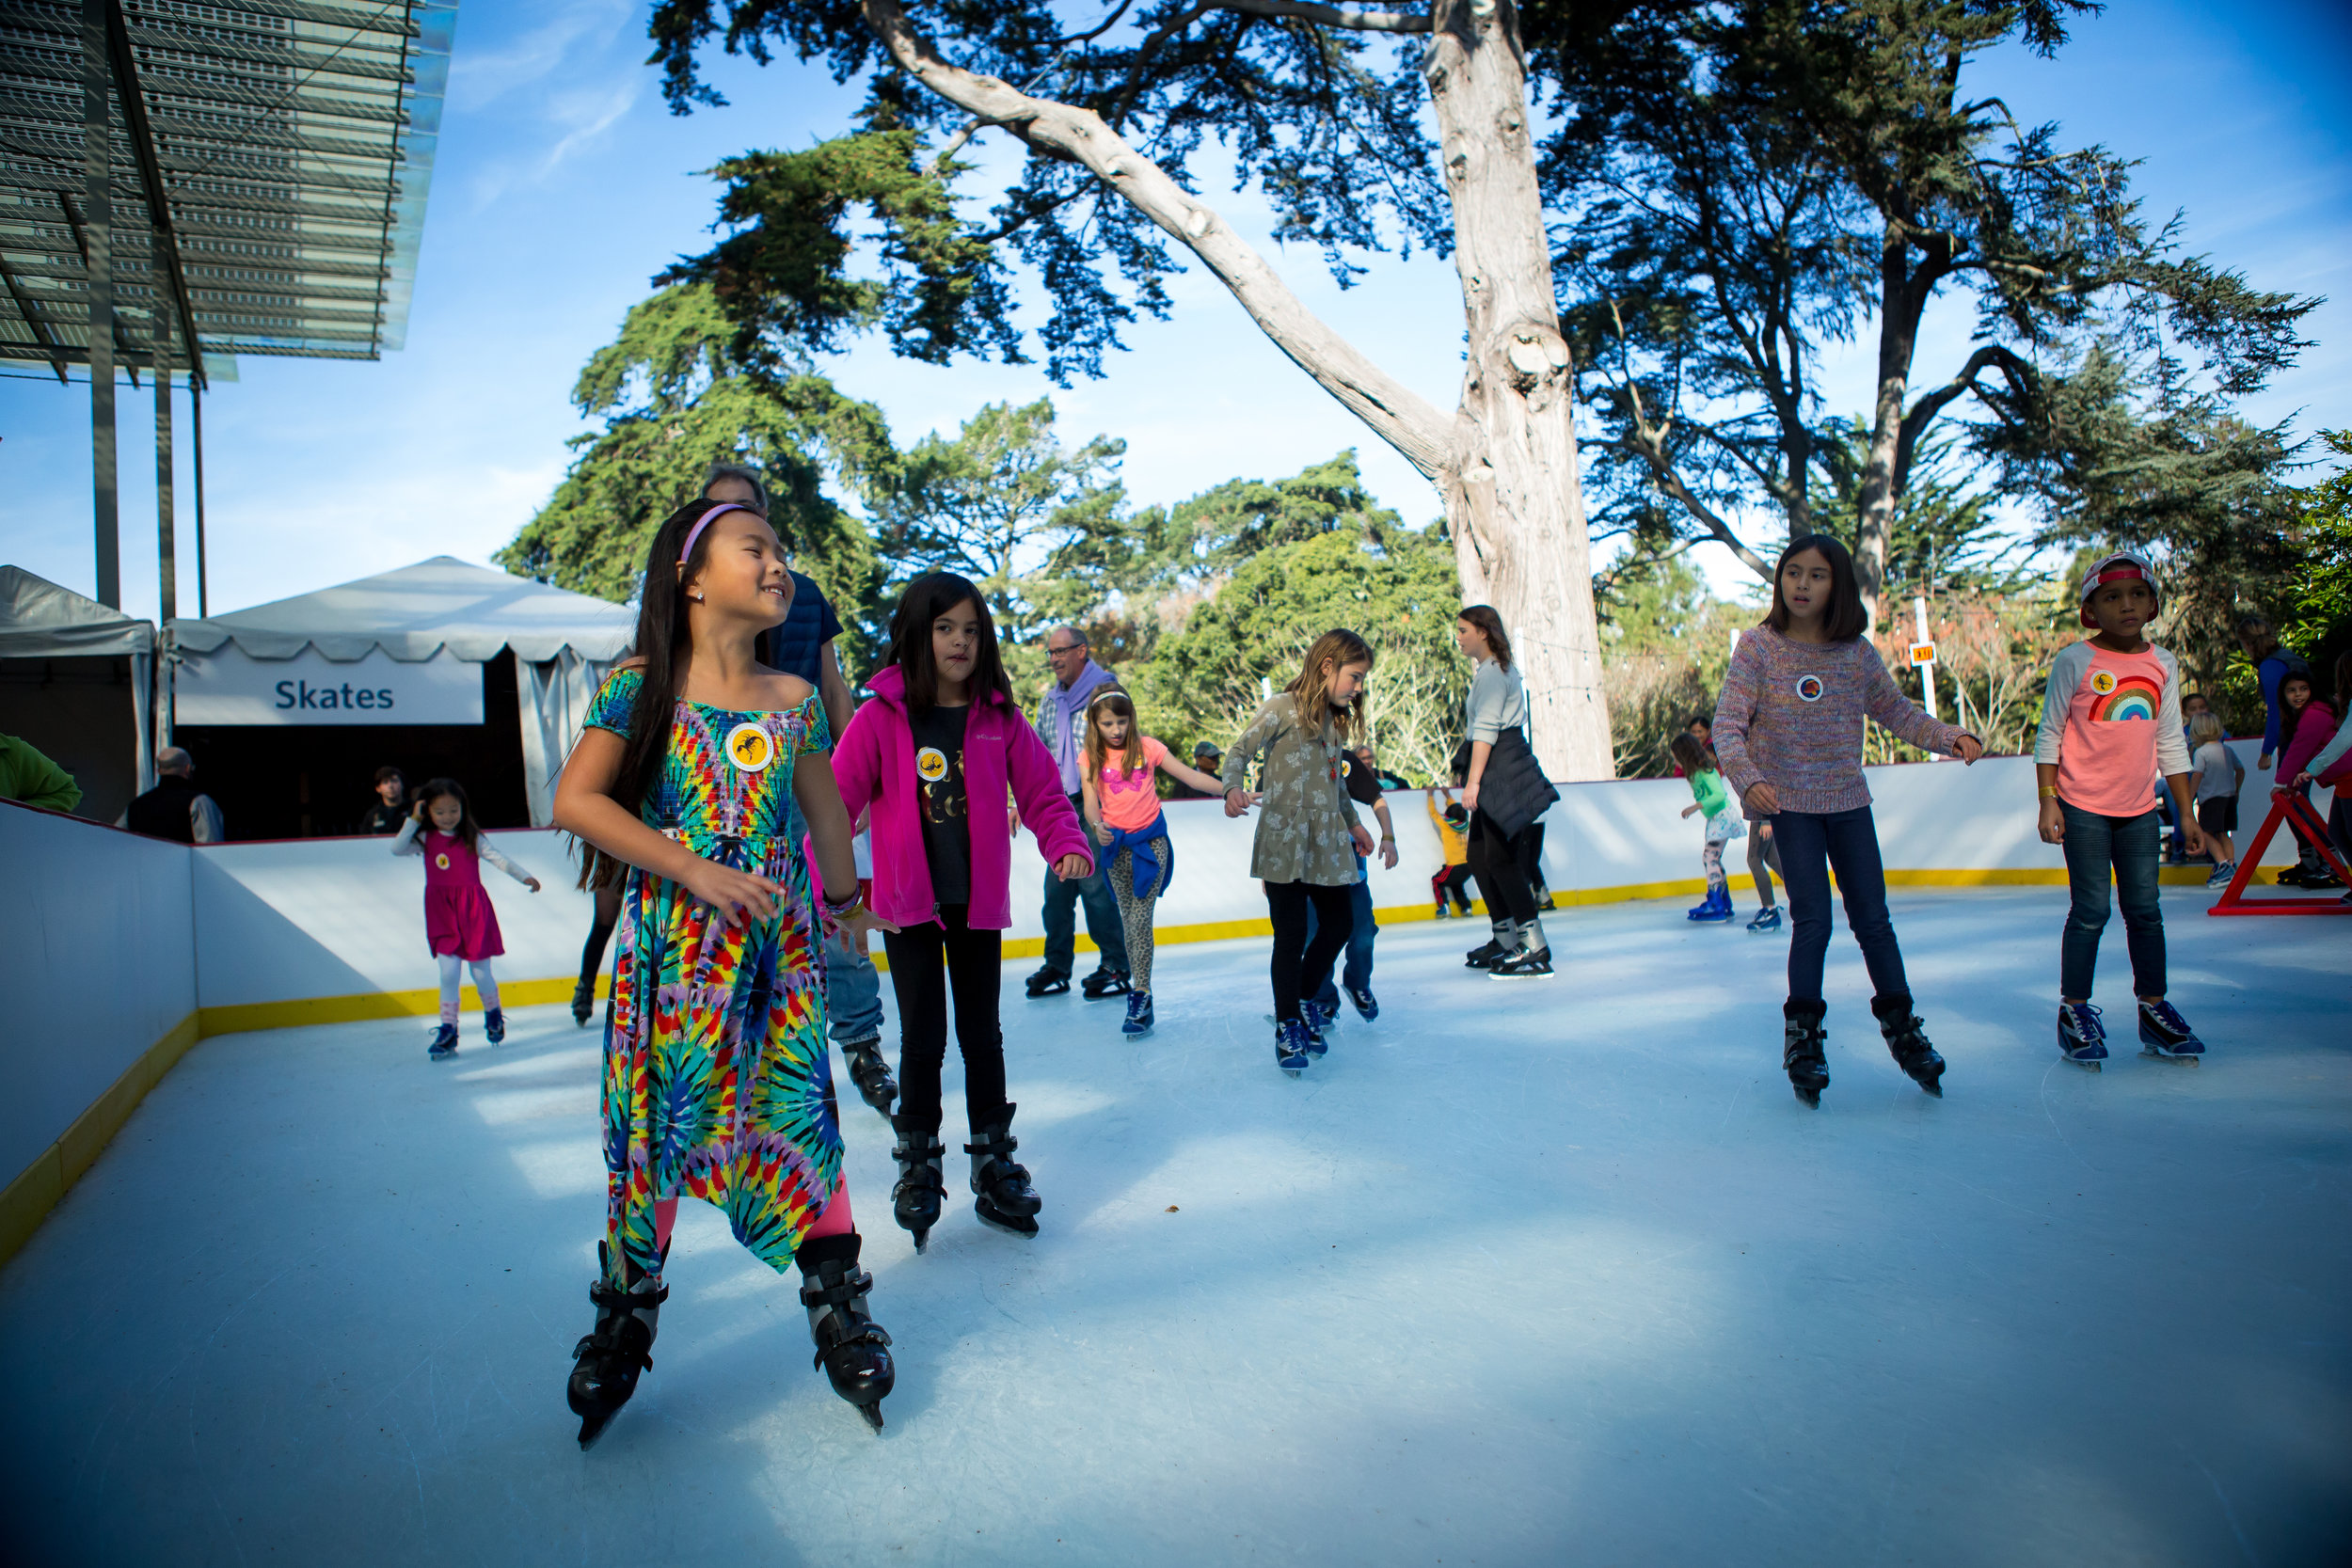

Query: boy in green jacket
<box><xmin>1672</xmin><ymin>732</ymin><xmax>1740</xmax><ymax>924</ymax></box>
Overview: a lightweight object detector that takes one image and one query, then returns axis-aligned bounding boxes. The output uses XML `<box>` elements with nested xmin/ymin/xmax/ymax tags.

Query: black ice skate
<box><xmin>1488</xmin><ymin>946</ymin><xmax>1555</xmax><ymax>980</ymax></box>
<box><xmin>1081</xmin><ymin>966</ymin><xmax>1131</xmax><ymax>999</ymax></box>
<box><xmin>889</xmin><ymin>1116</ymin><xmax>947</xmax><ymax>1253</ymax></box>
<box><xmin>2056</xmin><ymin>1001</ymin><xmax>2107</xmax><ymax>1069</ymax></box>
<box><xmin>966</xmin><ymin>1104</ymin><xmax>1042</xmax><ymax>1238</ymax></box>
<box><xmin>1024</xmin><ymin>965</ymin><xmax>1071</xmax><ymax>998</ymax></box>
<box><xmin>797</xmin><ymin>1237</ymin><xmax>895</xmax><ymax>1433</ymax></box>
<box><xmin>570</xmin><ymin>976</ymin><xmax>596</xmax><ymax>1027</ymax></box>
<box><xmin>1464</xmin><ymin>935</ymin><xmax>1509</xmax><ymax>969</ymax></box>
<box><xmin>841</xmin><ymin>1037</ymin><xmax>898</xmax><ymax>1116</ymax></box>
<box><xmin>2137</xmin><ymin>998</ymin><xmax>2205</xmax><ymax>1063</ymax></box>
<box><xmin>1871</xmin><ymin>993</ymin><xmax>1946</xmax><ymax>1098</ymax></box>
<box><xmin>1783</xmin><ymin>1001</ymin><xmax>1830</xmax><ymax>1108</ymax></box>
<box><xmin>567</xmin><ymin>1241</ymin><xmax>668</xmax><ymax>1449</ymax></box>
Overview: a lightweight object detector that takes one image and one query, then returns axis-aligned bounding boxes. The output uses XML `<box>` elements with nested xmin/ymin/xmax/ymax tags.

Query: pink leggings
<box><xmin>652</xmin><ymin>1178</ymin><xmax>856</xmax><ymax>1253</ymax></box>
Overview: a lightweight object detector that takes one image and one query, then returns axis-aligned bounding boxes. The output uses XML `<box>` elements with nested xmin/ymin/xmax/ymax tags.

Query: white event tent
<box><xmin>167</xmin><ymin>558</ymin><xmax>635</xmax><ymax>828</ymax></box>
<box><xmin>0</xmin><ymin>564</ymin><xmax>164</xmax><ymax>821</ymax></box>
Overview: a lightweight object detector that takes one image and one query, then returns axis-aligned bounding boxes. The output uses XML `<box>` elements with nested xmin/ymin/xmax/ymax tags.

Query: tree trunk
<box><xmin>1855</xmin><ymin>226</ymin><xmax>1923</xmax><ymax>641</ymax></box>
<box><xmin>1427</xmin><ymin>0</ymin><xmax>1610</xmax><ymax>779</ymax></box>
<box><xmin>858</xmin><ymin>0</ymin><xmax>1613</xmax><ymax>778</ymax></box>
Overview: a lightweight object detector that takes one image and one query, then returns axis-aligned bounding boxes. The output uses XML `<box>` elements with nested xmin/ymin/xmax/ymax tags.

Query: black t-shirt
<box><xmin>909</xmin><ymin>702</ymin><xmax>972</xmax><ymax>905</ymax></box>
<box><xmin>1167</xmin><ymin>766</ymin><xmax>1222</xmax><ymax>801</ymax></box>
<box><xmin>1339</xmin><ymin>753</ymin><xmax>1384</xmax><ymax>808</ymax></box>
<box><xmin>355</xmin><ymin>800</ymin><xmax>405</xmax><ymax>834</ymax></box>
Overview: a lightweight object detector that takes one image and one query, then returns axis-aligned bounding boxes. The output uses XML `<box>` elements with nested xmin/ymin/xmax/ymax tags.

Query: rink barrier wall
<box><xmin>1</xmin><ymin>742</ymin><xmax>2318</xmax><ymax>1263</ymax></box>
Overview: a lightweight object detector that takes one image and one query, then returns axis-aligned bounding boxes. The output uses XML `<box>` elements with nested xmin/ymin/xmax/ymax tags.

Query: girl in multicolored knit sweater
<box><xmin>2036</xmin><ymin>551</ymin><xmax>2208</xmax><ymax>1068</ymax></box>
<box><xmin>1711</xmin><ymin>534</ymin><xmax>1983</xmax><ymax>1108</ymax></box>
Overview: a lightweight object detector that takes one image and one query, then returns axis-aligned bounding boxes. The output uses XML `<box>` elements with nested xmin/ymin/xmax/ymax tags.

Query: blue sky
<box><xmin>2</xmin><ymin>0</ymin><xmax>2345</xmax><ymax>622</ymax></box>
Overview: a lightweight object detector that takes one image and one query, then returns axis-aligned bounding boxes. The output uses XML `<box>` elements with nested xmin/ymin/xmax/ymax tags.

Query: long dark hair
<box><xmin>887</xmin><ymin>572</ymin><xmax>1012</xmax><ymax>713</ymax></box>
<box><xmin>577</xmin><ymin>498</ymin><xmax>734</xmax><ymax>890</ymax></box>
<box><xmin>413</xmin><ymin>777</ymin><xmax>480</xmax><ymax>855</ymax></box>
<box><xmin>1458</xmin><ymin>605</ymin><xmax>1513</xmax><ymax>671</ymax></box>
<box><xmin>1764</xmin><ymin>533</ymin><xmax>1868</xmax><ymax>641</ymax></box>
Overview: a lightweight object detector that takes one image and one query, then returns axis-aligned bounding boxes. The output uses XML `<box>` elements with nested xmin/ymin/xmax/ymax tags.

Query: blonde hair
<box><xmin>1286</xmin><ymin>629</ymin><xmax>1375</xmax><ymax>740</ymax></box>
<box><xmin>1083</xmin><ymin>689</ymin><xmax>1149</xmax><ymax>784</ymax></box>
<box><xmin>2187</xmin><ymin>711</ymin><xmax>2224</xmax><ymax>748</ymax></box>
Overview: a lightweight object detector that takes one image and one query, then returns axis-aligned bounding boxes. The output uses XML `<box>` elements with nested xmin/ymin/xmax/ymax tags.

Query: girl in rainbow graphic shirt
<box><xmin>2033</xmin><ymin>550</ymin><xmax>2207</xmax><ymax>1068</ymax></box>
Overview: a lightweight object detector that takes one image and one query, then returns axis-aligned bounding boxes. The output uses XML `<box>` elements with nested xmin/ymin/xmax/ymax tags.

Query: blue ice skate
<box><xmin>427</xmin><ymin>1023</ymin><xmax>459</xmax><ymax>1060</ymax></box>
<box><xmin>1746</xmin><ymin>906</ymin><xmax>1783</xmax><ymax>934</ymax></box>
<box><xmin>1121</xmin><ymin>990</ymin><xmax>1154</xmax><ymax>1037</ymax></box>
<box><xmin>1300</xmin><ymin>998</ymin><xmax>1334</xmax><ymax>1056</ymax></box>
<box><xmin>1687</xmin><ymin>886</ymin><xmax>1733</xmax><ymax>923</ymax></box>
<box><xmin>2137</xmin><ymin>998</ymin><xmax>2205</xmax><ymax>1062</ymax></box>
<box><xmin>2056</xmin><ymin>1002</ymin><xmax>2107</xmax><ymax>1070</ymax></box>
<box><xmin>1345</xmin><ymin>986</ymin><xmax>1379</xmax><ymax>1022</ymax></box>
<box><xmin>1274</xmin><ymin>1019</ymin><xmax>1312</xmax><ymax>1077</ymax></box>
<box><xmin>484</xmin><ymin>1006</ymin><xmax>505</xmax><ymax>1045</ymax></box>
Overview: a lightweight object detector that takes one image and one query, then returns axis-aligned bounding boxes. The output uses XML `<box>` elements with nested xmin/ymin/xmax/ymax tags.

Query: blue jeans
<box><xmin>1310</xmin><ymin>863</ymin><xmax>1377</xmax><ymax>1007</ymax></box>
<box><xmin>1772</xmin><ymin>806</ymin><xmax>1908</xmax><ymax>1006</ymax></box>
<box><xmin>825</xmin><ymin>920</ymin><xmax>885</xmax><ymax>1046</ymax></box>
<box><xmin>1041</xmin><ymin>790</ymin><xmax>1130</xmax><ymax>974</ymax></box>
<box><xmin>2058</xmin><ymin>801</ymin><xmax>2166</xmax><ymax>1000</ymax></box>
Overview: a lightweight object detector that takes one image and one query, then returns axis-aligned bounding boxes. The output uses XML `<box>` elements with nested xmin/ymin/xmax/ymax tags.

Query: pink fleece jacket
<box><xmin>832</xmin><ymin>664</ymin><xmax>1095</xmax><ymax>929</ymax></box>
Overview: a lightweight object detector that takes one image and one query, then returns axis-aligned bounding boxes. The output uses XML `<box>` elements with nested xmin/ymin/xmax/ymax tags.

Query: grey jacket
<box><xmin>1225</xmin><ymin>695</ymin><xmax>1365</xmax><ymax>886</ymax></box>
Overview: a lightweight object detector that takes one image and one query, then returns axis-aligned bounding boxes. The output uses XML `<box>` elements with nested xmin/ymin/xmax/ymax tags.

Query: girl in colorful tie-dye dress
<box><xmin>553</xmin><ymin>498</ymin><xmax>898</xmax><ymax>1444</ymax></box>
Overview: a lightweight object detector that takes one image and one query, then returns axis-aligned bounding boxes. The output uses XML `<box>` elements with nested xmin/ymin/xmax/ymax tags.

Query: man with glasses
<box><xmin>1026</xmin><ymin>626</ymin><xmax>1132</xmax><ymax>998</ymax></box>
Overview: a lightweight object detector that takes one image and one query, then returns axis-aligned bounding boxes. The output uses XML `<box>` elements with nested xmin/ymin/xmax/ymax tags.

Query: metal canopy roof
<box><xmin>0</xmin><ymin>0</ymin><xmax>454</xmax><ymax>377</ymax></box>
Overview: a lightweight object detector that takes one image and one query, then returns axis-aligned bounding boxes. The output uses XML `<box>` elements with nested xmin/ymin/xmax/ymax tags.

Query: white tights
<box><xmin>437</xmin><ymin>953</ymin><xmax>501</xmax><ymax>1026</ymax></box>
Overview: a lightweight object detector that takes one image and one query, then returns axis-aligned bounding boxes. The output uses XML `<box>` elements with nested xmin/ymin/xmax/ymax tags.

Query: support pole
<box><xmin>83</xmin><ymin>0</ymin><xmax>119</xmax><ymax>608</ymax></box>
<box><xmin>193</xmin><ymin>379</ymin><xmax>207</xmax><ymax>617</ymax></box>
<box><xmin>154</xmin><ymin>304</ymin><xmax>176</xmax><ymax>619</ymax></box>
<box><xmin>1913</xmin><ymin>594</ymin><xmax>1938</xmax><ymax>723</ymax></box>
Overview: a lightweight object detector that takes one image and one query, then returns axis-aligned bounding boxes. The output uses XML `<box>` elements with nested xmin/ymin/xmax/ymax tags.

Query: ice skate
<box><xmin>570</xmin><ymin>976</ymin><xmax>596</xmax><ymax>1027</ymax></box>
<box><xmin>1783</xmin><ymin>1001</ymin><xmax>1830</xmax><ymax>1108</ymax></box>
<box><xmin>799</xmin><ymin>1241</ymin><xmax>894</xmax><ymax>1433</ymax></box>
<box><xmin>2056</xmin><ymin>1001</ymin><xmax>2108</xmax><ymax>1069</ymax></box>
<box><xmin>1872</xmin><ymin>994</ymin><xmax>1946</xmax><ymax>1098</ymax></box>
<box><xmin>2202</xmin><ymin>861</ymin><xmax>2235</xmax><ymax>890</ymax></box>
<box><xmin>967</xmin><ymin>1104</ymin><xmax>1042</xmax><ymax>1239</ymax></box>
<box><xmin>1024</xmin><ymin>965</ymin><xmax>1071</xmax><ymax>998</ymax></box>
<box><xmin>1081</xmin><ymin>966</ymin><xmax>1131</xmax><ymax>999</ymax></box>
<box><xmin>1345</xmin><ymin>986</ymin><xmax>1379</xmax><ymax>1022</ymax></box>
<box><xmin>841</xmin><ymin>1037</ymin><xmax>898</xmax><ymax>1117</ymax></box>
<box><xmin>1686</xmin><ymin>886</ymin><xmax>1733</xmax><ymax>923</ymax></box>
<box><xmin>426</xmin><ymin>1023</ymin><xmax>458</xmax><ymax>1060</ymax></box>
<box><xmin>889</xmin><ymin>1116</ymin><xmax>946</xmax><ymax>1253</ymax></box>
<box><xmin>567</xmin><ymin>1241</ymin><xmax>667</xmax><ymax>1449</ymax></box>
<box><xmin>1489</xmin><ymin>930</ymin><xmax>1554</xmax><ymax>979</ymax></box>
<box><xmin>1121</xmin><ymin>990</ymin><xmax>1155</xmax><ymax>1037</ymax></box>
<box><xmin>2137</xmin><ymin>998</ymin><xmax>2205</xmax><ymax>1062</ymax></box>
<box><xmin>1300</xmin><ymin>997</ymin><xmax>1334</xmax><ymax>1055</ymax></box>
<box><xmin>1274</xmin><ymin>1018</ymin><xmax>1312</xmax><ymax>1077</ymax></box>
<box><xmin>1464</xmin><ymin>927</ymin><xmax>1510</xmax><ymax>969</ymax></box>
<box><xmin>1746</xmin><ymin>906</ymin><xmax>1783</xmax><ymax>934</ymax></box>
<box><xmin>484</xmin><ymin>1006</ymin><xmax>505</xmax><ymax>1045</ymax></box>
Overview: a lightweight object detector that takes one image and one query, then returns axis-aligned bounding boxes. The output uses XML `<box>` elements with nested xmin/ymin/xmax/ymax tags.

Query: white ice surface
<box><xmin>5</xmin><ymin>888</ymin><xmax>2348</xmax><ymax>1567</ymax></box>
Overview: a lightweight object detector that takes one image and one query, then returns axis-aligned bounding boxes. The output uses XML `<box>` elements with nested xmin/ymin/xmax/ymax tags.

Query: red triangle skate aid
<box><xmin>2208</xmin><ymin>789</ymin><xmax>2352</xmax><ymax>916</ymax></box>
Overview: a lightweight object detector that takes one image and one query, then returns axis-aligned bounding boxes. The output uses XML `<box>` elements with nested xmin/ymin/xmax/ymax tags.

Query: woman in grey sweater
<box><xmin>1455</xmin><ymin>607</ymin><xmax>1552</xmax><ymax>978</ymax></box>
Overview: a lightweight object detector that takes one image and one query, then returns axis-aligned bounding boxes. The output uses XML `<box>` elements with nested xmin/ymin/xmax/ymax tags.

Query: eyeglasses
<box><xmin>1047</xmin><ymin>643</ymin><xmax>1083</xmax><ymax>657</ymax></box>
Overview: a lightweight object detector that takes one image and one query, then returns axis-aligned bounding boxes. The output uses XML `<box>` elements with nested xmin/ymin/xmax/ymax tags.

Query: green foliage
<box><xmin>1595</xmin><ymin>547</ymin><xmax>1757</xmax><ymax>775</ymax></box>
<box><xmin>1811</xmin><ymin>417</ymin><xmax>2031</xmax><ymax>595</ymax></box>
<box><xmin>868</xmin><ymin>398</ymin><xmax>1126</xmax><ymax>644</ymax></box>
<box><xmin>2285</xmin><ymin>430</ymin><xmax>2352</xmax><ymax>672</ymax></box>
<box><xmin>496</xmin><ymin>285</ymin><xmax>893</xmax><ymax>665</ymax></box>
<box><xmin>1130</xmin><ymin>522</ymin><xmax>1468</xmax><ymax>789</ymax></box>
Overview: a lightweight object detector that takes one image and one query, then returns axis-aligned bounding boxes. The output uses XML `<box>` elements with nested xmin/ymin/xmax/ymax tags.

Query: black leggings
<box><xmin>1467</xmin><ymin>808</ymin><xmax>1541</xmax><ymax>926</ymax></box>
<box><xmin>577</xmin><ymin>883</ymin><xmax>623</xmax><ymax>991</ymax></box>
<box><xmin>1263</xmin><ymin>880</ymin><xmax>1355</xmax><ymax>1022</ymax></box>
<box><xmin>882</xmin><ymin>904</ymin><xmax>1006</xmax><ymax>1135</ymax></box>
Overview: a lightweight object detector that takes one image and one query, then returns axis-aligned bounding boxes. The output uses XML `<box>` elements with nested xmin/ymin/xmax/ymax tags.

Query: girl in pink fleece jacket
<box><xmin>833</xmin><ymin>572</ymin><xmax>1096</xmax><ymax>1252</ymax></box>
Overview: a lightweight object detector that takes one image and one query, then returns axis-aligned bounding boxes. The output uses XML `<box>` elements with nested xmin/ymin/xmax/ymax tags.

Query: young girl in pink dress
<box><xmin>392</xmin><ymin>778</ymin><xmax>541</xmax><ymax>1059</ymax></box>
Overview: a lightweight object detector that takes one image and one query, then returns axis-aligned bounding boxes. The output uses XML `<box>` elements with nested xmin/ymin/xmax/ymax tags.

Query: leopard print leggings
<box><xmin>1105</xmin><ymin>837</ymin><xmax>1170</xmax><ymax>991</ymax></box>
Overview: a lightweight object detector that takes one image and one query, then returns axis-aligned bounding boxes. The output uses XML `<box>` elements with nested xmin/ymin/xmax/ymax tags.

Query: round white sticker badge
<box><xmin>916</xmin><ymin>747</ymin><xmax>949</xmax><ymax>784</ymax></box>
<box><xmin>725</xmin><ymin>721</ymin><xmax>775</xmax><ymax>773</ymax></box>
<box><xmin>434</xmin><ymin>852</ymin><xmax>451</xmax><ymax>870</ymax></box>
<box><xmin>2090</xmin><ymin>669</ymin><xmax>2118</xmax><ymax>696</ymax></box>
<box><xmin>1795</xmin><ymin>674</ymin><xmax>1826</xmax><ymax>704</ymax></box>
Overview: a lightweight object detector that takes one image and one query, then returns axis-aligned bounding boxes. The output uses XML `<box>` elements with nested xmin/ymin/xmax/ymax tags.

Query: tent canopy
<box><xmin>0</xmin><ymin>564</ymin><xmax>157</xmax><ymax>659</ymax></box>
<box><xmin>168</xmin><ymin>557</ymin><xmax>635</xmax><ymax>664</ymax></box>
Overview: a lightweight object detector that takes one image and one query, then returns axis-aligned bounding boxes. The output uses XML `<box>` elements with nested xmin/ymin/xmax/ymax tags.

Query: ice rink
<box><xmin>5</xmin><ymin>886</ymin><xmax>2347</xmax><ymax>1566</ymax></box>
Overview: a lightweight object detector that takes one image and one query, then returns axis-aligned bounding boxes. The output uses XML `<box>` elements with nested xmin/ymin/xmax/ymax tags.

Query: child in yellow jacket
<box><xmin>1426</xmin><ymin>784</ymin><xmax>1473</xmax><ymax>917</ymax></box>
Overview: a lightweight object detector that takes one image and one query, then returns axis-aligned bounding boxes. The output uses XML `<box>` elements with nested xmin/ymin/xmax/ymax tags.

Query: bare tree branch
<box><xmin>1206</xmin><ymin>0</ymin><xmax>1431</xmax><ymax>34</ymax></box>
<box><xmin>860</xmin><ymin>0</ymin><xmax>1454</xmax><ymax>478</ymax></box>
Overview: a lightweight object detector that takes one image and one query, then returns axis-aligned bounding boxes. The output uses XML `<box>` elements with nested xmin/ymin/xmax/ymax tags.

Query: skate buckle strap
<box><xmin>963</xmin><ymin>1132</ymin><xmax>1018</xmax><ymax>1158</ymax></box>
<box><xmin>588</xmin><ymin>1279</ymin><xmax>669</xmax><ymax>1310</ymax></box>
<box><xmin>799</xmin><ymin>1265</ymin><xmax>876</xmax><ymax>1311</ymax></box>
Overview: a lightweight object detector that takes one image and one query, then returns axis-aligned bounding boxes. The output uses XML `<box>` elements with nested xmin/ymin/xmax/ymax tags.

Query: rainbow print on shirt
<box><xmin>2087</xmin><ymin>667</ymin><xmax>2162</xmax><ymax>722</ymax></box>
